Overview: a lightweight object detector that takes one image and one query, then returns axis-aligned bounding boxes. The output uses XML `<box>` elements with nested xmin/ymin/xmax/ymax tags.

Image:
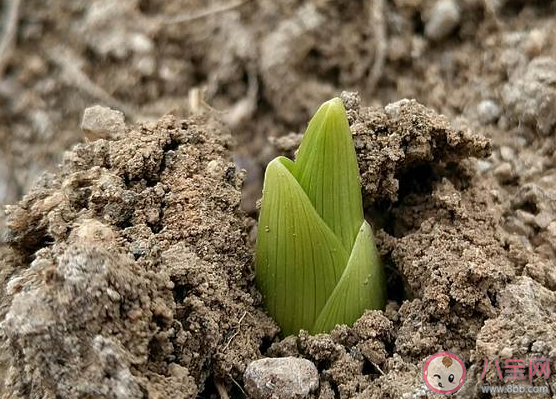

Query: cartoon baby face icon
<box><xmin>423</xmin><ymin>352</ymin><xmax>466</xmax><ymax>394</ymax></box>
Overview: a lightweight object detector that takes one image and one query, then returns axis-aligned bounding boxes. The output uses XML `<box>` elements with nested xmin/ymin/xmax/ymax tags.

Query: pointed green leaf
<box><xmin>256</xmin><ymin>97</ymin><xmax>386</xmax><ymax>336</ymax></box>
<box><xmin>292</xmin><ymin>98</ymin><xmax>363</xmax><ymax>251</ymax></box>
<box><xmin>312</xmin><ymin>221</ymin><xmax>386</xmax><ymax>334</ymax></box>
<box><xmin>255</xmin><ymin>157</ymin><xmax>349</xmax><ymax>336</ymax></box>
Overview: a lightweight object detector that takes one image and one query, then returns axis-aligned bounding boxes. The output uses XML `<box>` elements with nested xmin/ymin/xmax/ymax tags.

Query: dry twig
<box><xmin>222</xmin><ymin>311</ymin><xmax>248</xmax><ymax>351</ymax></box>
<box><xmin>162</xmin><ymin>0</ymin><xmax>251</xmax><ymax>25</ymax></box>
<box><xmin>372</xmin><ymin>361</ymin><xmax>385</xmax><ymax>376</ymax></box>
<box><xmin>230</xmin><ymin>376</ymin><xmax>247</xmax><ymax>397</ymax></box>
<box><xmin>0</xmin><ymin>0</ymin><xmax>22</xmax><ymax>78</ymax></box>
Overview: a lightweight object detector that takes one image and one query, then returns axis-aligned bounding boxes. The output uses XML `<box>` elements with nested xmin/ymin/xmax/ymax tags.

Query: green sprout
<box><xmin>255</xmin><ymin>97</ymin><xmax>385</xmax><ymax>336</ymax></box>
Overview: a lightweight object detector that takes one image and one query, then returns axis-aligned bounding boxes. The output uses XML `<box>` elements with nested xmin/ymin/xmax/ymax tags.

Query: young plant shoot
<box><xmin>255</xmin><ymin>97</ymin><xmax>385</xmax><ymax>336</ymax></box>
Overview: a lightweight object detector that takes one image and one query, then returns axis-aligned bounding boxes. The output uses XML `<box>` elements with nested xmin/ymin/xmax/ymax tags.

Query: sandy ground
<box><xmin>0</xmin><ymin>0</ymin><xmax>555</xmax><ymax>398</ymax></box>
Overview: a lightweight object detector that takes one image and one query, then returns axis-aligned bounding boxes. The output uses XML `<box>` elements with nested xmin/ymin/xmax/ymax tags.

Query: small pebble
<box><xmin>135</xmin><ymin>55</ymin><xmax>156</xmax><ymax>76</ymax></box>
<box><xmin>206</xmin><ymin>160</ymin><xmax>221</xmax><ymax>175</ymax></box>
<box><xmin>493</xmin><ymin>162</ymin><xmax>513</xmax><ymax>183</ymax></box>
<box><xmin>500</xmin><ymin>347</ymin><xmax>514</xmax><ymax>359</ymax></box>
<box><xmin>384</xmin><ymin>99</ymin><xmax>411</xmax><ymax>117</ymax></box>
<box><xmin>425</xmin><ymin>0</ymin><xmax>461</xmax><ymax>41</ymax></box>
<box><xmin>81</xmin><ymin>105</ymin><xmax>126</xmax><ymax>141</ymax></box>
<box><xmin>499</xmin><ymin>146</ymin><xmax>515</xmax><ymax>162</ymax></box>
<box><xmin>477</xmin><ymin>100</ymin><xmax>502</xmax><ymax>125</ymax></box>
<box><xmin>476</xmin><ymin>159</ymin><xmax>492</xmax><ymax>173</ymax></box>
<box><xmin>129</xmin><ymin>33</ymin><xmax>154</xmax><ymax>54</ymax></box>
<box><xmin>534</xmin><ymin>211</ymin><xmax>554</xmax><ymax>230</ymax></box>
<box><xmin>525</xmin><ymin>29</ymin><xmax>545</xmax><ymax>58</ymax></box>
<box><xmin>244</xmin><ymin>357</ymin><xmax>319</xmax><ymax>399</ymax></box>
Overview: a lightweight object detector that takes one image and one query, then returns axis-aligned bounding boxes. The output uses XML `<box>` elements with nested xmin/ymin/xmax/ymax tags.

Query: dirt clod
<box><xmin>475</xmin><ymin>277</ymin><xmax>556</xmax><ymax>395</ymax></box>
<box><xmin>0</xmin><ymin>114</ymin><xmax>278</xmax><ymax>399</ymax></box>
<box><xmin>2</xmin><ymin>1</ymin><xmax>556</xmax><ymax>397</ymax></box>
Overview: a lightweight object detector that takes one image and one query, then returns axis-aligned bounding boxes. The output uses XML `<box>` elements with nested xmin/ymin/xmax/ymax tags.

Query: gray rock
<box><xmin>425</xmin><ymin>0</ymin><xmax>461</xmax><ymax>41</ymax></box>
<box><xmin>81</xmin><ymin>105</ymin><xmax>125</xmax><ymax>141</ymax></box>
<box><xmin>477</xmin><ymin>100</ymin><xmax>501</xmax><ymax>125</ymax></box>
<box><xmin>244</xmin><ymin>357</ymin><xmax>319</xmax><ymax>399</ymax></box>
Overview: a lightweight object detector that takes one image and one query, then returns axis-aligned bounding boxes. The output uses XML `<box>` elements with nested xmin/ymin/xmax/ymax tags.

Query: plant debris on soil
<box><xmin>1</xmin><ymin>0</ymin><xmax>556</xmax><ymax>398</ymax></box>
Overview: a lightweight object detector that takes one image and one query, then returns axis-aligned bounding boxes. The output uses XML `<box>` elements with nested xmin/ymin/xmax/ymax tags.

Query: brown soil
<box><xmin>1</xmin><ymin>0</ymin><xmax>556</xmax><ymax>398</ymax></box>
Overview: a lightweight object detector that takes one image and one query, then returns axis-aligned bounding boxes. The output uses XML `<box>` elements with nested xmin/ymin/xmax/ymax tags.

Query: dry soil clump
<box><xmin>2</xmin><ymin>95</ymin><xmax>554</xmax><ymax>398</ymax></box>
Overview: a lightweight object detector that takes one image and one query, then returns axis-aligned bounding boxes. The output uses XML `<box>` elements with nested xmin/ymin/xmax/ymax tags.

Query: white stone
<box><xmin>244</xmin><ymin>357</ymin><xmax>319</xmax><ymax>399</ymax></box>
<box><xmin>477</xmin><ymin>100</ymin><xmax>501</xmax><ymax>125</ymax></box>
<box><xmin>425</xmin><ymin>0</ymin><xmax>461</xmax><ymax>41</ymax></box>
<box><xmin>385</xmin><ymin>99</ymin><xmax>411</xmax><ymax>117</ymax></box>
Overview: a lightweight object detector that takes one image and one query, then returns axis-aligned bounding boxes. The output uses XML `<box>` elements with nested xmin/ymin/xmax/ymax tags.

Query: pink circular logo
<box><xmin>423</xmin><ymin>351</ymin><xmax>466</xmax><ymax>394</ymax></box>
